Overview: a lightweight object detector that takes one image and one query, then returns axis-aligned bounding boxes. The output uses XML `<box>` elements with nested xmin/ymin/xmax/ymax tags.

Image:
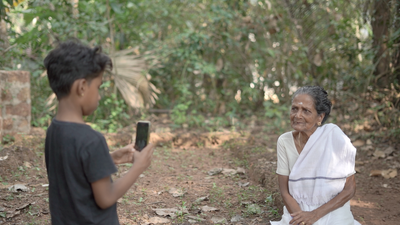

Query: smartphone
<box><xmin>134</xmin><ymin>121</ymin><xmax>151</xmax><ymax>151</ymax></box>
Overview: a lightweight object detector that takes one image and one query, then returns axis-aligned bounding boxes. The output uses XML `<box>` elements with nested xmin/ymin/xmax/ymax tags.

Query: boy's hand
<box><xmin>132</xmin><ymin>143</ymin><xmax>154</xmax><ymax>172</ymax></box>
<box><xmin>110</xmin><ymin>144</ymin><xmax>135</xmax><ymax>165</ymax></box>
<box><xmin>92</xmin><ymin>143</ymin><xmax>154</xmax><ymax>209</ymax></box>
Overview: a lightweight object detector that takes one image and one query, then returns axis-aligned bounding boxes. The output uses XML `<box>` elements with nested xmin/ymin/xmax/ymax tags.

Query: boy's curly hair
<box><xmin>44</xmin><ymin>40</ymin><xmax>112</xmax><ymax>99</ymax></box>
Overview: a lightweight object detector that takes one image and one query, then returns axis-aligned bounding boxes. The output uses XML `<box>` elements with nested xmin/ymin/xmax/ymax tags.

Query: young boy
<box><xmin>44</xmin><ymin>40</ymin><xmax>154</xmax><ymax>224</ymax></box>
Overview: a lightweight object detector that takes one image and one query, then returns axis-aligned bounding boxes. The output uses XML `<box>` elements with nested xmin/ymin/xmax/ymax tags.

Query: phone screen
<box><xmin>134</xmin><ymin>121</ymin><xmax>150</xmax><ymax>151</ymax></box>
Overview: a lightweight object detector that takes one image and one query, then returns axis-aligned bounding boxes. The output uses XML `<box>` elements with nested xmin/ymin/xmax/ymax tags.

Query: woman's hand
<box><xmin>290</xmin><ymin>210</ymin><xmax>320</xmax><ymax>225</ymax></box>
<box><xmin>110</xmin><ymin>144</ymin><xmax>135</xmax><ymax>165</ymax></box>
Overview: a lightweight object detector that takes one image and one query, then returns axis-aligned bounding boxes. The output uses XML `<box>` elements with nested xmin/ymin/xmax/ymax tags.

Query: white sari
<box><xmin>271</xmin><ymin>124</ymin><xmax>361</xmax><ymax>225</ymax></box>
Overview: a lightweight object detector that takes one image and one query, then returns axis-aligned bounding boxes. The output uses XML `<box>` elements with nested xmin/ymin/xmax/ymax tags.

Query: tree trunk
<box><xmin>393</xmin><ymin>0</ymin><xmax>400</xmax><ymax>89</ymax></box>
<box><xmin>71</xmin><ymin>0</ymin><xmax>79</xmax><ymax>38</ymax></box>
<box><xmin>372</xmin><ymin>0</ymin><xmax>391</xmax><ymax>87</ymax></box>
<box><xmin>0</xmin><ymin>19</ymin><xmax>9</xmax><ymax>52</ymax></box>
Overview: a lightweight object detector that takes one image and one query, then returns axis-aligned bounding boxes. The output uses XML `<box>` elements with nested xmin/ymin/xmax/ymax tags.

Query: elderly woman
<box><xmin>270</xmin><ymin>86</ymin><xmax>360</xmax><ymax>225</ymax></box>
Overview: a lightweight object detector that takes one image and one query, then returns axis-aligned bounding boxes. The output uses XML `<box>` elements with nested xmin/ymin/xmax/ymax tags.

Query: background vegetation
<box><xmin>0</xmin><ymin>0</ymin><xmax>399</xmax><ymax>142</ymax></box>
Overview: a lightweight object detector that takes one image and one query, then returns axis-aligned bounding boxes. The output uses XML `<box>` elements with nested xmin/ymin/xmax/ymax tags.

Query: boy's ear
<box><xmin>75</xmin><ymin>79</ymin><xmax>87</xmax><ymax>97</ymax></box>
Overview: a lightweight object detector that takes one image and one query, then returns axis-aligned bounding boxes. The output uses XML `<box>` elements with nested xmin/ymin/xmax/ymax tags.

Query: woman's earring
<box><xmin>318</xmin><ymin>122</ymin><xmax>321</xmax><ymax>126</ymax></box>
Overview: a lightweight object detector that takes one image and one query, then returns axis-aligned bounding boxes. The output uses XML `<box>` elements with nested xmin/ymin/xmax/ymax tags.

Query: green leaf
<box><xmin>267</xmin><ymin>49</ymin><xmax>275</xmax><ymax>57</ymax></box>
<box><xmin>110</xmin><ymin>2</ymin><xmax>123</xmax><ymax>14</ymax></box>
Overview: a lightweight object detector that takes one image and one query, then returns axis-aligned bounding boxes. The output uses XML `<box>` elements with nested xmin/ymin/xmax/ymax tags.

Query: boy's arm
<box><xmin>110</xmin><ymin>144</ymin><xmax>135</xmax><ymax>165</ymax></box>
<box><xmin>91</xmin><ymin>143</ymin><xmax>154</xmax><ymax>209</ymax></box>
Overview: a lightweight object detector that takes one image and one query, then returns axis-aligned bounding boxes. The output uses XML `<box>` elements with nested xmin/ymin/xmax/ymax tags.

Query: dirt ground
<box><xmin>0</xmin><ymin>117</ymin><xmax>399</xmax><ymax>225</ymax></box>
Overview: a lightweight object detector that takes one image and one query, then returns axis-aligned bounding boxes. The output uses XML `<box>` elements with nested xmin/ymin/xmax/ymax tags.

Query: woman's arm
<box><xmin>278</xmin><ymin>174</ymin><xmax>302</xmax><ymax>213</ymax></box>
<box><xmin>290</xmin><ymin>174</ymin><xmax>356</xmax><ymax>225</ymax></box>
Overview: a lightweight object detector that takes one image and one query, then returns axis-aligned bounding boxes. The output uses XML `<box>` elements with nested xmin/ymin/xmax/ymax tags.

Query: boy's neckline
<box><xmin>53</xmin><ymin>118</ymin><xmax>90</xmax><ymax>127</ymax></box>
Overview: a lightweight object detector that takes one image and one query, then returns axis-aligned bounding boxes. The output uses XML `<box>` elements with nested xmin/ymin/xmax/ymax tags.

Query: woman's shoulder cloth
<box><xmin>277</xmin><ymin>131</ymin><xmax>293</xmax><ymax>143</ymax></box>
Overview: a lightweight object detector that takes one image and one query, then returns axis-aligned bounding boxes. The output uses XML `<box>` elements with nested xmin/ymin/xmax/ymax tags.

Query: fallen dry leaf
<box><xmin>369</xmin><ymin>169</ymin><xmax>397</xmax><ymax>179</ymax></box>
<box><xmin>194</xmin><ymin>196</ymin><xmax>209</xmax><ymax>203</ymax></box>
<box><xmin>148</xmin><ymin>216</ymin><xmax>170</xmax><ymax>224</ymax></box>
<box><xmin>6</xmin><ymin>210</ymin><xmax>20</xmax><ymax>219</ymax></box>
<box><xmin>373</xmin><ymin>150</ymin><xmax>386</xmax><ymax>159</ymax></box>
<box><xmin>382</xmin><ymin>169</ymin><xmax>397</xmax><ymax>179</ymax></box>
<box><xmin>211</xmin><ymin>216</ymin><xmax>227</xmax><ymax>224</ymax></box>
<box><xmin>152</xmin><ymin>207</ymin><xmax>189</xmax><ymax>219</ymax></box>
<box><xmin>23</xmin><ymin>161</ymin><xmax>32</xmax><ymax>168</ymax></box>
<box><xmin>369</xmin><ymin>170</ymin><xmax>383</xmax><ymax>177</ymax></box>
<box><xmin>16</xmin><ymin>202</ymin><xmax>32</xmax><ymax>211</ymax></box>
<box><xmin>208</xmin><ymin>168</ymin><xmax>223</xmax><ymax>176</ymax></box>
<box><xmin>222</xmin><ymin>168</ymin><xmax>237</xmax><ymax>176</ymax></box>
<box><xmin>168</xmin><ymin>187</ymin><xmax>185</xmax><ymax>197</ymax></box>
<box><xmin>201</xmin><ymin>205</ymin><xmax>218</xmax><ymax>212</ymax></box>
<box><xmin>352</xmin><ymin>140</ymin><xmax>365</xmax><ymax>147</ymax></box>
<box><xmin>383</xmin><ymin>146</ymin><xmax>395</xmax><ymax>156</ymax></box>
<box><xmin>186</xmin><ymin>215</ymin><xmax>206</xmax><ymax>222</ymax></box>
<box><xmin>8</xmin><ymin>184</ymin><xmax>29</xmax><ymax>193</ymax></box>
<box><xmin>236</xmin><ymin>167</ymin><xmax>246</xmax><ymax>174</ymax></box>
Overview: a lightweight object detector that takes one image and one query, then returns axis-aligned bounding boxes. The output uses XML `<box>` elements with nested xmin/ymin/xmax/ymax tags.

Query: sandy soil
<box><xmin>0</xmin><ymin>119</ymin><xmax>399</xmax><ymax>225</ymax></box>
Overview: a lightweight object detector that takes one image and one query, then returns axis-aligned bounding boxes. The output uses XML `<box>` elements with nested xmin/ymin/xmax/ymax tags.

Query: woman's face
<box><xmin>290</xmin><ymin>94</ymin><xmax>324</xmax><ymax>134</ymax></box>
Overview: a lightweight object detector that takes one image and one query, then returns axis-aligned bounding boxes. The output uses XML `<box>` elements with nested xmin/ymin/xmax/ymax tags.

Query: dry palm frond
<box><xmin>114</xmin><ymin>76</ymin><xmax>144</xmax><ymax>108</ymax></box>
<box><xmin>112</xmin><ymin>48</ymin><xmax>160</xmax><ymax>109</ymax></box>
<box><xmin>42</xmin><ymin>47</ymin><xmax>160</xmax><ymax>112</ymax></box>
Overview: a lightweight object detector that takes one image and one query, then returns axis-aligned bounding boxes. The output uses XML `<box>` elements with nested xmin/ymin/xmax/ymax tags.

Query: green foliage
<box><xmin>30</xmin><ymin>69</ymin><xmax>53</xmax><ymax>129</ymax></box>
<box><xmin>86</xmin><ymin>91</ymin><xmax>130</xmax><ymax>133</ymax></box>
<box><xmin>1</xmin><ymin>134</ymin><xmax>15</xmax><ymax>144</ymax></box>
<box><xmin>1</xmin><ymin>0</ymin><xmax>398</xmax><ymax>135</ymax></box>
<box><xmin>264</xmin><ymin>101</ymin><xmax>290</xmax><ymax>133</ymax></box>
<box><xmin>209</xmin><ymin>183</ymin><xmax>225</xmax><ymax>204</ymax></box>
<box><xmin>244</xmin><ymin>204</ymin><xmax>263</xmax><ymax>216</ymax></box>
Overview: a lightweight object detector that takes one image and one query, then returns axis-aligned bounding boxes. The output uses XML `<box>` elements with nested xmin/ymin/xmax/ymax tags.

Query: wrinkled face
<box><xmin>290</xmin><ymin>94</ymin><xmax>324</xmax><ymax>134</ymax></box>
<box><xmin>82</xmin><ymin>75</ymin><xmax>102</xmax><ymax>116</ymax></box>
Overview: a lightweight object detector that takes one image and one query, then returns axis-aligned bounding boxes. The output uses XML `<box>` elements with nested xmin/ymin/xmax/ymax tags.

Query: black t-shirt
<box><xmin>45</xmin><ymin>119</ymin><xmax>119</xmax><ymax>225</ymax></box>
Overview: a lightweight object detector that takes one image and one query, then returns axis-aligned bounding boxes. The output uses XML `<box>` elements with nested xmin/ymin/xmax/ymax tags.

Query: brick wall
<box><xmin>0</xmin><ymin>71</ymin><xmax>31</xmax><ymax>141</ymax></box>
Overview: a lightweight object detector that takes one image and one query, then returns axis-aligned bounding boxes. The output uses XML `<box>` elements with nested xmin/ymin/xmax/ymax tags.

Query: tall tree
<box><xmin>393</xmin><ymin>0</ymin><xmax>400</xmax><ymax>87</ymax></box>
<box><xmin>372</xmin><ymin>0</ymin><xmax>391</xmax><ymax>87</ymax></box>
<box><xmin>0</xmin><ymin>19</ymin><xmax>8</xmax><ymax>52</ymax></box>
